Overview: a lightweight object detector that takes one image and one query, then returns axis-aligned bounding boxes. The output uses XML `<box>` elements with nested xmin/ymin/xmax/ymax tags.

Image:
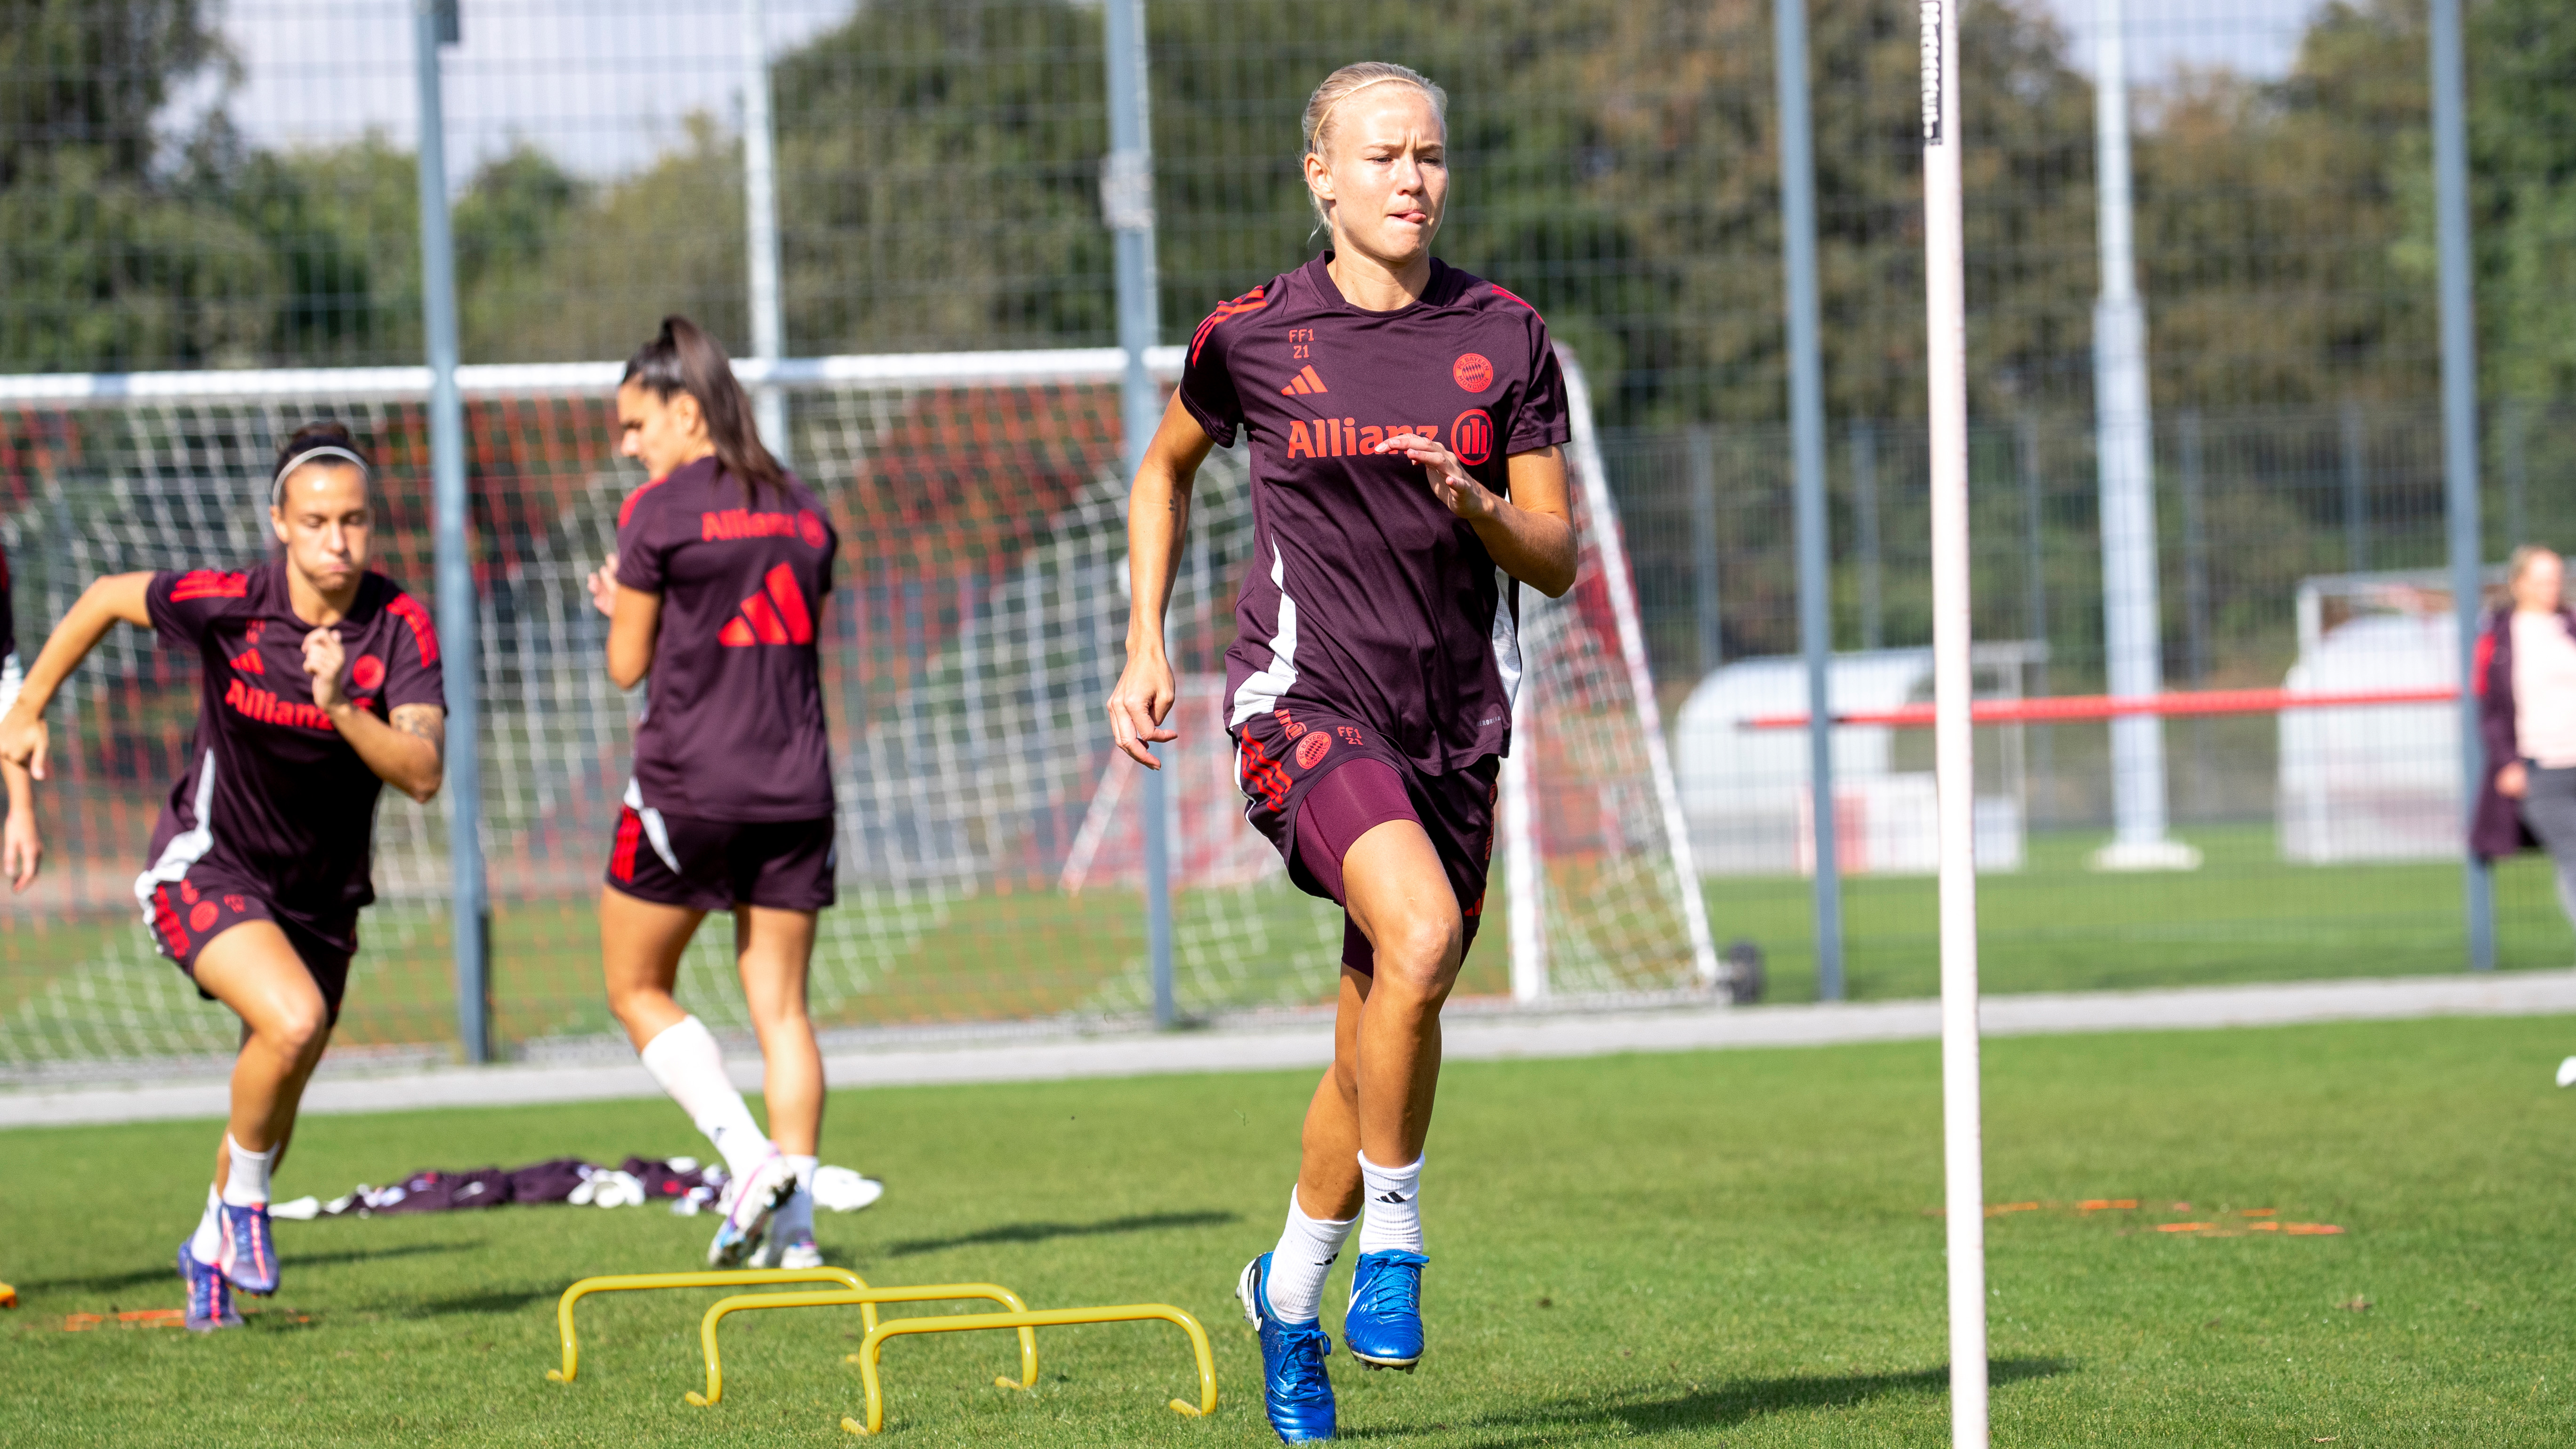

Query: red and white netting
<box><xmin>0</xmin><ymin>347</ymin><xmax>1708</xmax><ymax>1074</ymax></box>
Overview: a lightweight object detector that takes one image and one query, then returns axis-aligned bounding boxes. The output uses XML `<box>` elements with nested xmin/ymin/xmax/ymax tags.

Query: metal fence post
<box><xmin>414</xmin><ymin>0</ymin><xmax>490</xmax><ymax>1062</ymax></box>
<box><xmin>1688</xmin><ymin>426</ymin><xmax>1723</xmax><ymax>676</ymax></box>
<box><xmin>2430</xmin><ymin>0</ymin><xmax>2494</xmax><ymax>972</ymax></box>
<box><xmin>1776</xmin><ymin>0</ymin><xmax>1841</xmax><ymax>1000</ymax></box>
<box><xmin>1852</xmin><ymin>421</ymin><xmax>1883</xmax><ymax>652</ymax></box>
<box><xmin>1102</xmin><ymin>0</ymin><xmax>1173</xmax><ymax>1025</ymax></box>
<box><xmin>741</xmin><ymin>0</ymin><xmax>789</xmax><ymax>462</ymax></box>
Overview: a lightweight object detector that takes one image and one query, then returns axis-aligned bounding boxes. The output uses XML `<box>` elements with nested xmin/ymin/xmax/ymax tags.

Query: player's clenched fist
<box><xmin>304</xmin><ymin>626</ymin><xmax>349</xmax><ymax>710</ymax></box>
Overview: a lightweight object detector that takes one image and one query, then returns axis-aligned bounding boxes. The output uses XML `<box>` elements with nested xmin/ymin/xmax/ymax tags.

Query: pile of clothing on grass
<box><xmin>268</xmin><ymin>1156</ymin><xmax>884</xmax><ymax>1220</ymax></box>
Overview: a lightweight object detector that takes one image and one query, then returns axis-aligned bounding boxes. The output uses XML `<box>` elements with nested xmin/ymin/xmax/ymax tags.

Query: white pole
<box><xmin>1919</xmin><ymin>2</ymin><xmax>1988</xmax><ymax>1444</ymax></box>
<box><xmin>2089</xmin><ymin>0</ymin><xmax>2193</xmax><ymax>872</ymax></box>
<box><xmin>1501</xmin><ymin>745</ymin><xmax>1545</xmax><ymax>1002</ymax></box>
<box><xmin>741</xmin><ymin>0</ymin><xmax>789</xmax><ymax>462</ymax></box>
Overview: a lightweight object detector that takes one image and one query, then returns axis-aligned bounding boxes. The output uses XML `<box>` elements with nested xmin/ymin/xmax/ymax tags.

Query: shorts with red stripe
<box><xmin>604</xmin><ymin>802</ymin><xmax>838</xmax><ymax>914</ymax></box>
<box><xmin>144</xmin><ymin>870</ymin><xmax>355</xmax><ymax>1025</ymax></box>
<box><xmin>1232</xmin><ymin>704</ymin><xmax>1500</xmax><ymax>975</ymax></box>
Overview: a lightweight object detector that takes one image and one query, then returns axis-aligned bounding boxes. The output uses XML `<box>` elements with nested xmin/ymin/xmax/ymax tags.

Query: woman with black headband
<box><xmin>0</xmin><ymin>422</ymin><xmax>446</xmax><ymax>1333</ymax></box>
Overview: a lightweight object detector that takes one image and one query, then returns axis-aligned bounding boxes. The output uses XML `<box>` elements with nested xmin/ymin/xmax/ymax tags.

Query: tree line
<box><xmin>2</xmin><ymin>0</ymin><xmax>2571</xmax><ymax>427</ymax></box>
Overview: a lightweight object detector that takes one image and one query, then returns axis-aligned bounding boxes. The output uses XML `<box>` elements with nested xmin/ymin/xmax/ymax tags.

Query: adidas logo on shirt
<box><xmin>719</xmin><ymin>564</ymin><xmax>815</xmax><ymax>648</ymax></box>
<box><xmin>1279</xmin><ymin>365</ymin><xmax>1329</xmax><ymax>396</ymax></box>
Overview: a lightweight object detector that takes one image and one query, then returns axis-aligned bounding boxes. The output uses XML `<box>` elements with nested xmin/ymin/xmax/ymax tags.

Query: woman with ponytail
<box><xmin>585</xmin><ymin>316</ymin><xmax>856</xmax><ymax>1268</ymax></box>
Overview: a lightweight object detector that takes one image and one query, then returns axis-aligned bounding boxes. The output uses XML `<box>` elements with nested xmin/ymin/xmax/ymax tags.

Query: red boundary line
<box><xmin>1741</xmin><ymin>685</ymin><xmax>2459</xmax><ymax>730</ymax></box>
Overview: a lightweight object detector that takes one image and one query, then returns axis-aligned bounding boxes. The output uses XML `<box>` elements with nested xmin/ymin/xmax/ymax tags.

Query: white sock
<box><xmin>1356</xmin><ymin>1153</ymin><xmax>1425</xmax><ymax>1256</ymax></box>
<box><xmin>638</xmin><ymin>1015</ymin><xmax>773</xmax><ymax>1179</ymax></box>
<box><xmin>1263</xmin><ymin>1185</ymin><xmax>1356</xmax><ymax>1324</ymax></box>
<box><xmin>188</xmin><ymin>1184</ymin><xmax>223</xmax><ymax>1265</ymax></box>
<box><xmin>221</xmin><ymin>1135</ymin><xmax>276</xmax><ymax>1207</ymax></box>
<box><xmin>778</xmin><ymin>1155</ymin><xmax>819</xmax><ymax>1237</ymax></box>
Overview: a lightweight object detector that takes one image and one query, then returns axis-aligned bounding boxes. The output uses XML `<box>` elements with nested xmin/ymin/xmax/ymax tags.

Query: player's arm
<box><xmin>1376</xmin><ymin>435</ymin><xmax>1578</xmax><ymax>598</ymax></box>
<box><xmin>2</xmin><ymin>757</ymin><xmax>37</xmax><ymax>892</ymax></box>
<box><xmin>602</xmin><ymin>584</ymin><xmax>661</xmax><ymax>691</ymax></box>
<box><xmin>0</xmin><ymin>572</ymin><xmax>154</xmax><ymax>782</ymax></box>
<box><xmin>303</xmin><ymin>628</ymin><xmax>444</xmax><ymax>803</ymax></box>
<box><xmin>1109</xmin><ymin>392</ymin><xmax>1218</xmax><ymax>769</ymax></box>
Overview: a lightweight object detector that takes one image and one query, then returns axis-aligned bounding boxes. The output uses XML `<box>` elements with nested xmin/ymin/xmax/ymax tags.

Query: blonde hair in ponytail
<box><xmin>1300</xmin><ymin>62</ymin><xmax>1448</xmax><ymax>230</ymax></box>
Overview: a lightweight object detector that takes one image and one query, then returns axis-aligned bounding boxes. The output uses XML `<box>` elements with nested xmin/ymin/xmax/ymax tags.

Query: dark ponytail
<box><xmin>621</xmin><ymin>315</ymin><xmax>785</xmax><ymax>500</ymax></box>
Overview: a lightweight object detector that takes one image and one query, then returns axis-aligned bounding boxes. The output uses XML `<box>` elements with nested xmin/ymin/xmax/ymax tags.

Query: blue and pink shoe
<box><xmin>706</xmin><ymin>1155</ymin><xmax>798</xmax><ymax>1268</ymax></box>
<box><xmin>211</xmin><ymin>1199</ymin><xmax>279</xmax><ymax>1296</ymax></box>
<box><xmin>178</xmin><ymin>1242</ymin><xmax>240</xmax><ymax>1333</ymax></box>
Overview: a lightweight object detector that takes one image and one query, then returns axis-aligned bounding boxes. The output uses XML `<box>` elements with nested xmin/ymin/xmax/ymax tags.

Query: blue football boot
<box><xmin>211</xmin><ymin>1199</ymin><xmax>279</xmax><ymax>1296</ymax></box>
<box><xmin>178</xmin><ymin>1242</ymin><xmax>241</xmax><ymax>1333</ymax></box>
<box><xmin>1237</xmin><ymin>1253</ymin><xmax>1336</xmax><ymax>1442</ymax></box>
<box><xmin>1344</xmin><ymin>1249</ymin><xmax>1427</xmax><ymax>1371</ymax></box>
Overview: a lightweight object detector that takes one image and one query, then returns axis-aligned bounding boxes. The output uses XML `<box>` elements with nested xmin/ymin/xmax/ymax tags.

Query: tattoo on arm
<box><xmin>391</xmin><ymin>705</ymin><xmax>446</xmax><ymax>765</ymax></box>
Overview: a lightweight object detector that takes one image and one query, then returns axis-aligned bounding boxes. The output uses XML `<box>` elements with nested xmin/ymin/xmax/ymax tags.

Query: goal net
<box><xmin>0</xmin><ymin>346</ymin><xmax>1712</xmax><ymax>1078</ymax></box>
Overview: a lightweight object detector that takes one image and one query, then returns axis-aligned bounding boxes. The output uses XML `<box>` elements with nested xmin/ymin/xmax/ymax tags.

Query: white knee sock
<box><xmin>638</xmin><ymin>1015</ymin><xmax>773</xmax><ymax>1179</ymax></box>
<box><xmin>1263</xmin><ymin>1185</ymin><xmax>1356</xmax><ymax>1324</ymax></box>
<box><xmin>1356</xmin><ymin>1153</ymin><xmax>1425</xmax><ymax>1256</ymax></box>
<box><xmin>188</xmin><ymin>1184</ymin><xmax>223</xmax><ymax>1264</ymax></box>
<box><xmin>221</xmin><ymin>1135</ymin><xmax>275</xmax><ymax>1208</ymax></box>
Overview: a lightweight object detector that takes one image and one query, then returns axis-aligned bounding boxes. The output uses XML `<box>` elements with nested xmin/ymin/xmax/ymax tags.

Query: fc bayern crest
<box><xmin>797</xmin><ymin>510</ymin><xmax>828</xmax><ymax>549</ymax></box>
<box><xmin>1296</xmin><ymin>732</ymin><xmax>1333</xmax><ymax>769</ymax></box>
<box><xmin>1452</xmin><ymin>353</ymin><xmax>1494</xmax><ymax>392</ymax></box>
<box><xmin>351</xmin><ymin>654</ymin><xmax>386</xmax><ymax>691</ymax></box>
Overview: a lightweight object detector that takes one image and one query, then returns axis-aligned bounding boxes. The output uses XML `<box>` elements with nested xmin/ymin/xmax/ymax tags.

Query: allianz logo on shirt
<box><xmin>1284</xmin><ymin>409</ymin><xmax>1495</xmax><ymax>467</ymax></box>
<box><xmin>700</xmin><ymin>508</ymin><xmax>829</xmax><ymax>549</ymax></box>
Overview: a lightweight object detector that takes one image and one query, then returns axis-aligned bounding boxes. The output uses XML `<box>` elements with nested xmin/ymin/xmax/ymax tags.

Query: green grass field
<box><xmin>6</xmin><ymin>1014</ymin><xmax>2573</xmax><ymax>1445</ymax></box>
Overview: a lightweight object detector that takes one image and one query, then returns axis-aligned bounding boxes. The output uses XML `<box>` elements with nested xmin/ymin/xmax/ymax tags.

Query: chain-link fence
<box><xmin>7</xmin><ymin>0</ymin><xmax>2575</xmax><ymax>1064</ymax></box>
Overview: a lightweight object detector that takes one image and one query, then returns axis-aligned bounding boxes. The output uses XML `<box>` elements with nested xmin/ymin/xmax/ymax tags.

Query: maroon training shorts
<box><xmin>605</xmin><ymin>800</ymin><xmax>838</xmax><ymax>913</ymax></box>
<box><xmin>1232</xmin><ymin>704</ymin><xmax>1499</xmax><ymax>974</ymax></box>
<box><xmin>143</xmin><ymin>868</ymin><xmax>356</xmax><ymax>1025</ymax></box>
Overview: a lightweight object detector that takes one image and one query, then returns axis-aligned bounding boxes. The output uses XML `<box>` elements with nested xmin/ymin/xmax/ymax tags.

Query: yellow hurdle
<box><xmin>687</xmin><ymin>1285</ymin><xmax>1038</xmax><ymax>1406</ymax></box>
<box><xmin>837</xmin><ymin>1303</ymin><xmax>1216</xmax><ymax>1436</ymax></box>
<box><xmin>549</xmin><ymin>1268</ymin><xmax>877</xmax><ymax>1383</ymax></box>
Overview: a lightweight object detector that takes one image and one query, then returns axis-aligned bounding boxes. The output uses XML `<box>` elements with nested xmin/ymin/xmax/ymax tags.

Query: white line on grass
<box><xmin>8</xmin><ymin>970</ymin><xmax>2575</xmax><ymax>1128</ymax></box>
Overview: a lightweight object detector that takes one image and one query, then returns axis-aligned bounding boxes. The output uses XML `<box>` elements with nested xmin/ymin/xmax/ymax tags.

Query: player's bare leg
<box><xmin>733</xmin><ymin>905</ymin><xmax>821</xmax><ymax>1154</ymax></box>
<box><xmin>600</xmin><ymin>885</ymin><xmax>704</xmax><ymax>1049</ymax></box>
<box><xmin>1266</xmin><ymin>820</ymin><xmax>1459</xmax><ymax>1377</ymax></box>
<box><xmin>601</xmin><ymin>886</ymin><xmax>795</xmax><ymax>1263</ymax></box>
<box><xmin>183</xmin><ymin>925</ymin><xmax>334</xmax><ymax>1308</ymax></box>
<box><xmin>736</xmin><ymin>905</ymin><xmax>828</xmax><ymax>1266</ymax></box>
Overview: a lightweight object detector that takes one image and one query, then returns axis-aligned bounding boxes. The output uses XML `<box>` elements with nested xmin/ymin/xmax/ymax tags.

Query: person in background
<box><xmin>2</xmin><ymin>540</ymin><xmax>35</xmax><ymax>891</ymax></box>
<box><xmin>585</xmin><ymin>316</ymin><xmax>843</xmax><ymax>1269</ymax></box>
<box><xmin>2468</xmin><ymin>546</ymin><xmax>2576</xmax><ymax>1087</ymax></box>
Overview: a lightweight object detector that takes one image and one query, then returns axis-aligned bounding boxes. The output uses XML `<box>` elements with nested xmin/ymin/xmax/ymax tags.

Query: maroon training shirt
<box><xmin>1180</xmin><ymin>253</ymin><xmax>1572</xmax><ymax>773</ymax></box>
<box><xmin>138</xmin><ymin>562</ymin><xmax>447</xmax><ymax>940</ymax></box>
<box><xmin>614</xmin><ymin>455</ymin><xmax>838</xmax><ymax>821</ymax></box>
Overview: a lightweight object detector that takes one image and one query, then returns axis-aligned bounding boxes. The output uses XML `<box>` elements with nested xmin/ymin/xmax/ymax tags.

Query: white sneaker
<box><xmin>812</xmin><ymin>1166</ymin><xmax>886</xmax><ymax>1214</ymax></box>
<box><xmin>757</xmin><ymin>1230</ymin><xmax>823</xmax><ymax>1270</ymax></box>
<box><xmin>706</xmin><ymin>1154</ymin><xmax>797</xmax><ymax>1267</ymax></box>
<box><xmin>2556</xmin><ymin>1055</ymin><xmax>2576</xmax><ymax>1088</ymax></box>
